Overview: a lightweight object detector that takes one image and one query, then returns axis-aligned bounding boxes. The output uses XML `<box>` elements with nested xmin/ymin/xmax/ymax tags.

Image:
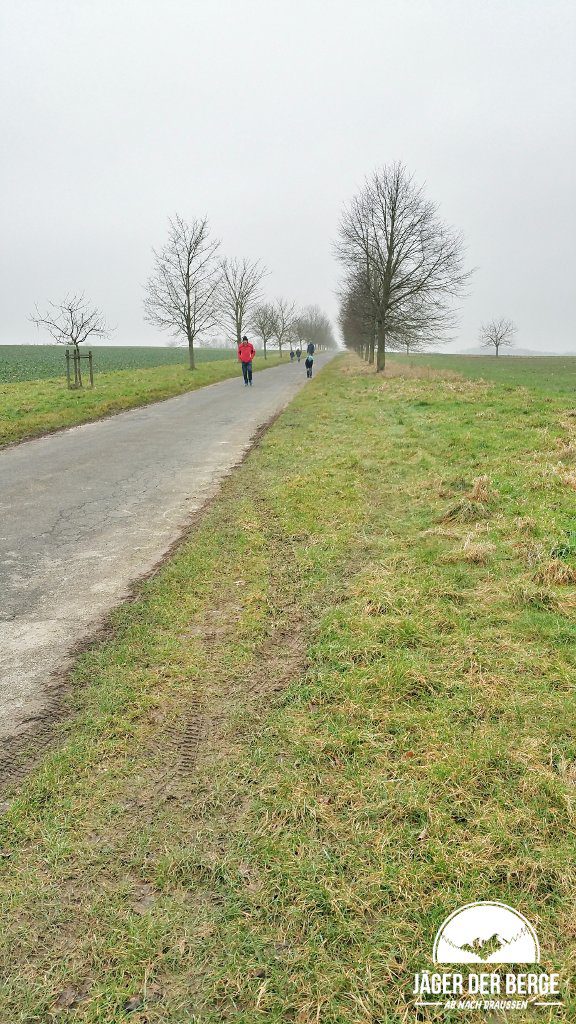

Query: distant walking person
<box><xmin>290</xmin><ymin>349</ymin><xmax>295</xmax><ymax>362</ymax></box>
<box><xmin>305</xmin><ymin>354</ymin><xmax>314</xmax><ymax>378</ymax></box>
<box><xmin>238</xmin><ymin>336</ymin><xmax>255</xmax><ymax>386</ymax></box>
<box><xmin>306</xmin><ymin>341</ymin><xmax>315</xmax><ymax>357</ymax></box>
<box><xmin>295</xmin><ymin>347</ymin><xmax>302</xmax><ymax>362</ymax></box>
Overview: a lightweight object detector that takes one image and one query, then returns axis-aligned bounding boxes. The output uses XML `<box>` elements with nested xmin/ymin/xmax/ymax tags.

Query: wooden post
<box><xmin>88</xmin><ymin>350</ymin><xmax>94</xmax><ymax>388</ymax></box>
<box><xmin>65</xmin><ymin>349</ymin><xmax>71</xmax><ymax>388</ymax></box>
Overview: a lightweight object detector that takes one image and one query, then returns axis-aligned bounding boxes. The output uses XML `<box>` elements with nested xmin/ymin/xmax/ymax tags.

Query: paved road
<box><xmin>0</xmin><ymin>356</ymin><xmax>333</xmax><ymax>749</ymax></box>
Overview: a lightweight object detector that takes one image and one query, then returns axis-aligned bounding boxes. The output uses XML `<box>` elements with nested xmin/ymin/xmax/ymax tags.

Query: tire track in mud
<box><xmin>145</xmin><ymin>496</ymin><xmax>310</xmax><ymax>806</ymax></box>
<box><xmin>0</xmin><ymin>678</ymin><xmax>70</xmax><ymax>799</ymax></box>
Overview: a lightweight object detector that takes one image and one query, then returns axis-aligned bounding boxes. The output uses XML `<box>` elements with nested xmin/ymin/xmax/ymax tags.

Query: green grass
<box><xmin>390</xmin><ymin>352</ymin><xmax>576</xmax><ymax>397</ymax></box>
<box><xmin>0</xmin><ymin>345</ymin><xmax>236</xmax><ymax>383</ymax></box>
<box><xmin>0</xmin><ymin>353</ymin><xmax>284</xmax><ymax>447</ymax></box>
<box><xmin>1</xmin><ymin>355</ymin><xmax>575</xmax><ymax>1022</ymax></box>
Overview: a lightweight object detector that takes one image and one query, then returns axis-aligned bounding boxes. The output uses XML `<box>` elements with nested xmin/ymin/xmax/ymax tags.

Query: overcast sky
<box><xmin>1</xmin><ymin>0</ymin><xmax>575</xmax><ymax>351</ymax></box>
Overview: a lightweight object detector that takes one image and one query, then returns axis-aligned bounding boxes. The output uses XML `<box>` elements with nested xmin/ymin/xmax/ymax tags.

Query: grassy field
<box><xmin>0</xmin><ymin>345</ymin><xmax>236</xmax><ymax>383</ymax></box>
<box><xmin>0</xmin><ymin>353</ymin><xmax>283</xmax><ymax>447</ymax></box>
<box><xmin>391</xmin><ymin>352</ymin><xmax>576</xmax><ymax>397</ymax></box>
<box><xmin>1</xmin><ymin>355</ymin><xmax>575</xmax><ymax>1022</ymax></box>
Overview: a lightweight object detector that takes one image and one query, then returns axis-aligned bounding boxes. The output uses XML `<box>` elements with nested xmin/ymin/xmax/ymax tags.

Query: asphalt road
<box><xmin>0</xmin><ymin>356</ymin><xmax>333</xmax><ymax>750</ymax></box>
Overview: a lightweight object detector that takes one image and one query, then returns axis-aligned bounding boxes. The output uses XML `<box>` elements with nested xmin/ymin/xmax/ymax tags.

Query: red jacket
<box><xmin>238</xmin><ymin>342</ymin><xmax>255</xmax><ymax>363</ymax></box>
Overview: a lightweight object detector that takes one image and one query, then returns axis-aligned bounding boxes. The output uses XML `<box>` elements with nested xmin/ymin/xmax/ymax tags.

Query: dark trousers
<box><xmin>241</xmin><ymin>360</ymin><xmax>253</xmax><ymax>384</ymax></box>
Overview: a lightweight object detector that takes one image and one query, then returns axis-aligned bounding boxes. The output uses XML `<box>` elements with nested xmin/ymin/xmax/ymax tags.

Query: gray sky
<box><xmin>1</xmin><ymin>0</ymin><xmax>575</xmax><ymax>351</ymax></box>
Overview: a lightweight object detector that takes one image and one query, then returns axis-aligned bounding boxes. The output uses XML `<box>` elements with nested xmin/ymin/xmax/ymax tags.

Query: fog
<box><xmin>1</xmin><ymin>0</ymin><xmax>575</xmax><ymax>351</ymax></box>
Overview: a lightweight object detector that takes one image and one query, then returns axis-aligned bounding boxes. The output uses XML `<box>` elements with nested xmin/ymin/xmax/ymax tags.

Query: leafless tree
<box><xmin>144</xmin><ymin>215</ymin><xmax>220</xmax><ymax>370</ymax></box>
<box><xmin>294</xmin><ymin>305</ymin><xmax>337</xmax><ymax>352</ymax></box>
<box><xmin>336</xmin><ymin>162</ymin><xmax>471</xmax><ymax>371</ymax></box>
<box><xmin>480</xmin><ymin>316</ymin><xmax>517</xmax><ymax>356</ymax></box>
<box><xmin>273</xmin><ymin>297</ymin><xmax>296</xmax><ymax>357</ymax></box>
<box><xmin>251</xmin><ymin>302</ymin><xmax>278</xmax><ymax>360</ymax></box>
<box><xmin>31</xmin><ymin>293</ymin><xmax>110</xmax><ymax>352</ymax></box>
<box><xmin>218</xmin><ymin>257</ymin><xmax>266</xmax><ymax>346</ymax></box>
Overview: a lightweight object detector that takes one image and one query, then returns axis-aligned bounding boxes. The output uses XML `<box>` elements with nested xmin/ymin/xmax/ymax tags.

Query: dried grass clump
<box><xmin>555</xmin><ymin>439</ymin><xmax>576</xmax><ymax>463</ymax></box>
<box><xmin>557</xmin><ymin>592</ymin><xmax>576</xmax><ymax>615</ymax></box>
<box><xmin>420</xmin><ymin>526</ymin><xmax>462</xmax><ymax>540</ymax></box>
<box><xmin>461</xmin><ymin>534</ymin><xmax>495</xmax><ymax>564</ymax></box>
<box><xmin>444</xmin><ymin>532</ymin><xmax>494</xmax><ymax>565</ymax></box>
<box><xmin>441</xmin><ymin>497</ymin><xmax>489</xmax><ymax>524</ymax></box>
<box><xmin>440</xmin><ymin>475</ymin><xmax>493</xmax><ymax>523</ymax></box>
<box><xmin>514</xmin><ymin>581</ymin><xmax>558</xmax><ymax>610</ymax></box>
<box><xmin>364</xmin><ymin>596</ymin><xmax>395</xmax><ymax>616</ymax></box>
<box><xmin>560</xmin><ymin>471</ymin><xmax>576</xmax><ymax>490</ymax></box>
<box><xmin>536</xmin><ymin>560</ymin><xmax>576</xmax><ymax>586</ymax></box>
<box><xmin>514</xmin><ymin>516</ymin><xmax>536</xmax><ymax>533</ymax></box>
<box><xmin>469</xmin><ymin>474</ymin><xmax>491</xmax><ymax>502</ymax></box>
<box><xmin>555</xmin><ymin>757</ymin><xmax>576</xmax><ymax>786</ymax></box>
<box><xmin>512</xmin><ymin>540</ymin><xmax>547</xmax><ymax>568</ymax></box>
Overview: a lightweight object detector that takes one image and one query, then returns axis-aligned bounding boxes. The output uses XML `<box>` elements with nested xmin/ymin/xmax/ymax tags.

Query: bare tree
<box><xmin>295</xmin><ymin>305</ymin><xmax>337</xmax><ymax>352</ymax></box>
<box><xmin>336</xmin><ymin>162</ymin><xmax>471</xmax><ymax>371</ymax></box>
<box><xmin>480</xmin><ymin>316</ymin><xmax>517</xmax><ymax>357</ymax></box>
<box><xmin>31</xmin><ymin>293</ymin><xmax>110</xmax><ymax>352</ymax></box>
<box><xmin>251</xmin><ymin>302</ymin><xmax>278</xmax><ymax>360</ymax></box>
<box><xmin>273</xmin><ymin>297</ymin><xmax>296</xmax><ymax>357</ymax></box>
<box><xmin>218</xmin><ymin>257</ymin><xmax>266</xmax><ymax>346</ymax></box>
<box><xmin>144</xmin><ymin>215</ymin><xmax>220</xmax><ymax>370</ymax></box>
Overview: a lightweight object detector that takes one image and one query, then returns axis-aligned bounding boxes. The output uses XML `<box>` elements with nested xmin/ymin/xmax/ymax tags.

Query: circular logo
<box><xmin>433</xmin><ymin>902</ymin><xmax>540</xmax><ymax>964</ymax></box>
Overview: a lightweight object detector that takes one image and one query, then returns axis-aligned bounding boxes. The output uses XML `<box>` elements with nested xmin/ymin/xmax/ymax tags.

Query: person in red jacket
<box><xmin>238</xmin><ymin>336</ymin><xmax>256</xmax><ymax>386</ymax></box>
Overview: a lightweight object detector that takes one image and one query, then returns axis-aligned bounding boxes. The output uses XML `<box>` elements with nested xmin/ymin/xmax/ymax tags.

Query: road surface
<box><xmin>0</xmin><ymin>356</ymin><xmax>333</xmax><ymax>755</ymax></box>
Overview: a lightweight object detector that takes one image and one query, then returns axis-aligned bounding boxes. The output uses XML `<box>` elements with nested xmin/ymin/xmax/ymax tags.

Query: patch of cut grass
<box><xmin>0</xmin><ymin>355</ymin><xmax>575</xmax><ymax>1022</ymax></box>
<box><xmin>0</xmin><ymin>354</ymin><xmax>284</xmax><ymax>446</ymax></box>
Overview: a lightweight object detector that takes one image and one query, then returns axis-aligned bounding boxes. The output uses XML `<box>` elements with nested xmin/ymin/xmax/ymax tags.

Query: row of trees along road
<box><xmin>143</xmin><ymin>215</ymin><xmax>271</xmax><ymax>369</ymax></box>
<box><xmin>31</xmin><ymin>215</ymin><xmax>336</xmax><ymax>372</ymax></box>
<box><xmin>144</xmin><ymin>216</ymin><xmax>336</xmax><ymax>367</ymax></box>
<box><xmin>336</xmin><ymin>162</ymin><xmax>471</xmax><ymax>371</ymax></box>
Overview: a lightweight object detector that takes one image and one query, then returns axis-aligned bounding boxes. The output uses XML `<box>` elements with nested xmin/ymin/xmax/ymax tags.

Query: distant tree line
<box><xmin>31</xmin><ymin>214</ymin><xmax>337</xmax><ymax>375</ymax></box>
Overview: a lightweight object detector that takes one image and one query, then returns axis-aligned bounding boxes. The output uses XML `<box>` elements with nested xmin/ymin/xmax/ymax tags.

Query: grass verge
<box><xmin>1</xmin><ymin>355</ymin><xmax>575</xmax><ymax>1022</ymax></box>
<box><xmin>0</xmin><ymin>355</ymin><xmax>283</xmax><ymax>447</ymax></box>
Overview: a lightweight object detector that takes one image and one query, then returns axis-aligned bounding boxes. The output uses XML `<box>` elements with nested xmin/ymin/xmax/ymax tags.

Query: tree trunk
<box><xmin>74</xmin><ymin>345</ymin><xmax>82</xmax><ymax>387</ymax></box>
<box><xmin>376</xmin><ymin>320</ymin><xmax>386</xmax><ymax>372</ymax></box>
<box><xmin>264</xmin><ymin>339</ymin><xmax>267</xmax><ymax>360</ymax></box>
<box><xmin>188</xmin><ymin>333</ymin><xmax>195</xmax><ymax>370</ymax></box>
<box><xmin>495</xmin><ymin>345</ymin><xmax>499</xmax><ymax>357</ymax></box>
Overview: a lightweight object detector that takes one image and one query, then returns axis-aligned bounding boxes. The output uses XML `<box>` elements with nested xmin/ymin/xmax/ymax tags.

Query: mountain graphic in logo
<box><xmin>434</xmin><ymin>902</ymin><xmax>540</xmax><ymax>964</ymax></box>
<box><xmin>458</xmin><ymin>934</ymin><xmax>505</xmax><ymax>960</ymax></box>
